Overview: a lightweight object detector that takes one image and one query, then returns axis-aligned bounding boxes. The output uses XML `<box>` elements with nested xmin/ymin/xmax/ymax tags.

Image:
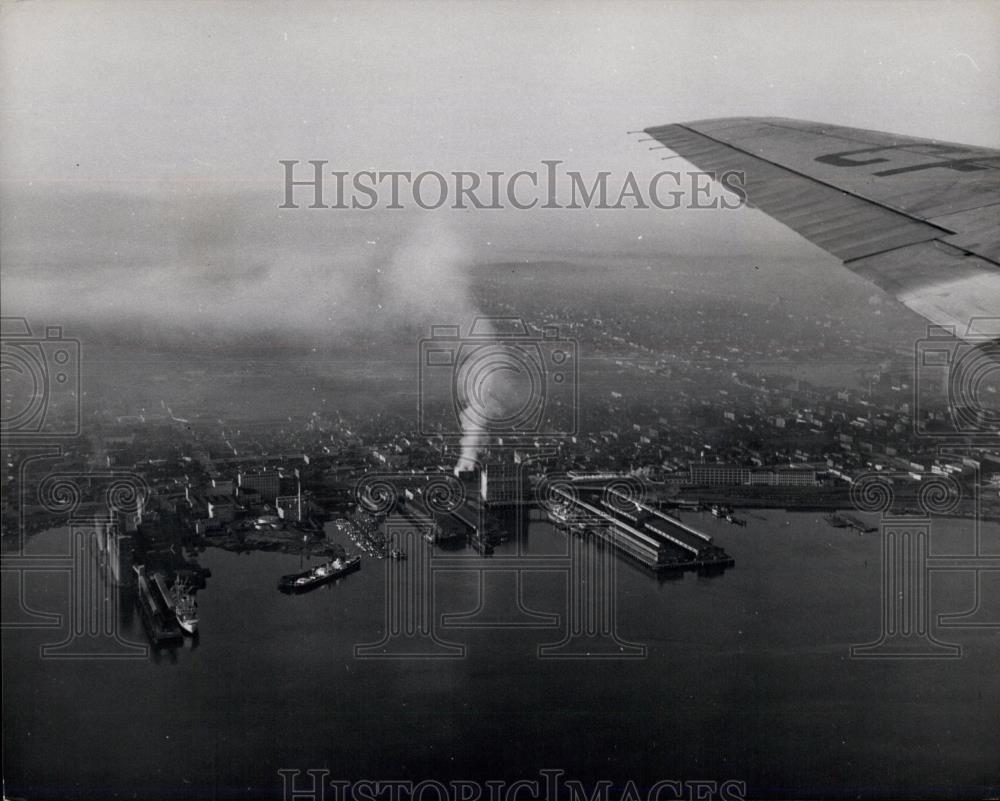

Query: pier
<box><xmin>358</xmin><ymin>472</ymin><xmax>733</xmax><ymax>573</ymax></box>
<box><xmin>549</xmin><ymin>486</ymin><xmax>734</xmax><ymax>573</ymax></box>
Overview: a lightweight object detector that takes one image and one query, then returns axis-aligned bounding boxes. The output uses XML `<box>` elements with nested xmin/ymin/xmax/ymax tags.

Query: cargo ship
<box><xmin>152</xmin><ymin>572</ymin><xmax>199</xmax><ymax>635</ymax></box>
<box><xmin>133</xmin><ymin>566</ymin><xmax>184</xmax><ymax>645</ymax></box>
<box><xmin>278</xmin><ymin>554</ymin><xmax>361</xmax><ymax>593</ymax></box>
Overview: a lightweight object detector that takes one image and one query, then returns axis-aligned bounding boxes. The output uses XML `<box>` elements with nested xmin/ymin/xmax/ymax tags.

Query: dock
<box><xmin>134</xmin><ymin>566</ymin><xmax>184</xmax><ymax>645</ymax></box>
<box><xmin>549</xmin><ymin>486</ymin><xmax>734</xmax><ymax>573</ymax></box>
<box><xmin>825</xmin><ymin>512</ymin><xmax>878</xmax><ymax>533</ymax></box>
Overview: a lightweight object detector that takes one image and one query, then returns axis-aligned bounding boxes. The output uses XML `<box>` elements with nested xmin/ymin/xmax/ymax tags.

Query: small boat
<box><xmin>389</xmin><ymin>548</ymin><xmax>407</xmax><ymax>560</ymax></box>
<box><xmin>470</xmin><ymin>537</ymin><xmax>494</xmax><ymax>556</ymax></box>
<box><xmin>547</xmin><ymin>504</ymin><xmax>573</xmax><ymax>526</ymax></box>
<box><xmin>278</xmin><ymin>554</ymin><xmax>361</xmax><ymax>593</ymax></box>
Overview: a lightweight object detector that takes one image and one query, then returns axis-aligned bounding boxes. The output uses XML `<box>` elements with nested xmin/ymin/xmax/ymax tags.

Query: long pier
<box><xmin>398</xmin><ymin>489</ymin><xmax>473</xmax><ymax>544</ymax></box>
<box><xmin>358</xmin><ymin>473</ymin><xmax>733</xmax><ymax>573</ymax></box>
<box><xmin>605</xmin><ymin>486</ymin><xmax>714</xmax><ymax>544</ymax></box>
<box><xmin>550</xmin><ymin>486</ymin><xmax>734</xmax><ymax>573</ymax></box>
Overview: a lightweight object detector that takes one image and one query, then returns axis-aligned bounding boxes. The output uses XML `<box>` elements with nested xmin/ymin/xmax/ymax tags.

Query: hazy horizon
<box><xmin>3</xmin><ymin>0</ymin><xmax>998</xmax><ymax>348</ymax></box>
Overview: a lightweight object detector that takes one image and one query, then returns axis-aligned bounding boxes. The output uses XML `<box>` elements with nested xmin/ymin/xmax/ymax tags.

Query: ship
<box><xmin>278</xmin><ymin>554</ymin><xmax>361</xmax><ymax>593</ymax></box>
<box><xmin>825</xmin><ymin>512</ymin><xmax>878</xmax><ymax>534</ymax></box>
<box><xmin>134</xmin><ymin>566</ymin><xmax>184</xmax><ymax>645</ymax></box>
<box><xmin>546</xmin><ymin>504</ymin><xmax>574</xmax><ymax>527</ymax></box>
<box><xmin>153</xmin><ymin>572</ymin><xmax>199</xmax><ymax>635</ymax></box>
<box><xmin>422</xmin><ymin>526</ymin><xmax>465</xmax><ymax>546</ymax></box>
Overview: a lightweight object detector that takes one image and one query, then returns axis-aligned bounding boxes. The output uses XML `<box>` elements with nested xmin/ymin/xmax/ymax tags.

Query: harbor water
<box><xmin>3</xmin><ymin>510</ymin><xmax>998</xmax><ymax>799</ymax></box>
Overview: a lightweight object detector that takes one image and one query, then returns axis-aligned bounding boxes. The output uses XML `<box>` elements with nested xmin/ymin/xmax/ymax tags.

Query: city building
<box><xmin>276</xmin><ymin>494</ymin><xmax>302</xmax><ymax>522</ymax></box>
<box><xmin>748</xmin><ymin>468</ymin><xmax>818</xmax><ymax>487</ymax></box>
<box><xmin>207</xmin><ymin>494</ymin><xmax>237</xmax><ymax>522</ymax></box>
<box><xmin>689</xmin><ymin>463</ymin><xmax>750</xmax><ymax>486</ymax></box>
<box><xmin>237</xmin><ymin>469</ymin><xmax>281</xmax><ymax>504</ymax></box>
<box><xmin>480</xmin><ymin>461</ymin><xmax>529</xmax><ymax>507</ymax></box>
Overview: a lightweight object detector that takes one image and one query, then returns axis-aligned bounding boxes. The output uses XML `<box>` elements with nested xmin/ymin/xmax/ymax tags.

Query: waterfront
<box><xmin>3</xmin><ymin>510</ymin><xmax>999</xmax><ymax>800</ymax></box>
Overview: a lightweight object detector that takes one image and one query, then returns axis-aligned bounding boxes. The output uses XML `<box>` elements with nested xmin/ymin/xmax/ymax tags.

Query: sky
<box><xmin>1</xmin><ymin>0</ymin><xmax>997</xmax><ymax>340</ymax></box>
<box><xmin>1</xmin><ymin>0</ymin><xmax>997</xmax><ymax>187</ymax></box>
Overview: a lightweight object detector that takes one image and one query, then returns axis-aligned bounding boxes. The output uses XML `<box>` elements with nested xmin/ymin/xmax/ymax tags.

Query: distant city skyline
<box><xmin>3</xmin><ymin>1</ymin><xmax>997</xmax><ymax>345</ymax></box>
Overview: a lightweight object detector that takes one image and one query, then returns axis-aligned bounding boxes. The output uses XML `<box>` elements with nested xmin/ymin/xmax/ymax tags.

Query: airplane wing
<box><xmin>643</xmin><ymin>117</ymin><xmax>1000</xmax><ymax>340</ymax></box>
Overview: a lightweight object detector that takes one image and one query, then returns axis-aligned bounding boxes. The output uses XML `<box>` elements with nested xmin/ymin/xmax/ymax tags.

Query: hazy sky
<box><xmin>1</xmin><ymin>1</ymin><xmax>997</xmax><ymax>340</ymax></box>
<box><xmin>2</xmin><ymin>0</ymin><xmax>997</xmax><ymax>186</ymax></box>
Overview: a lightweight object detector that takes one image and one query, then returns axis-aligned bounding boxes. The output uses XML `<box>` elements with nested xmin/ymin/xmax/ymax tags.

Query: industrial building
<box><xmin>480</xmin><ymin>460</ymin><xmax>529</xmax><ymax>507</ymax></box>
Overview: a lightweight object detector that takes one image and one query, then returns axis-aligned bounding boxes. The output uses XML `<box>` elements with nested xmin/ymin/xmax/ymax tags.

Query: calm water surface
<box><xmin>3</xmin><ymin>511</ymin><xmax>998</xmax><ymax>800</ymax></box>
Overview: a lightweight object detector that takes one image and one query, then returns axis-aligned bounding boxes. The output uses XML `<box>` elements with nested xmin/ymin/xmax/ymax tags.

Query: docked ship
<box><xmin>134</xmin><ymin>566</ymin><xmax>184</xmax><ymax>645</ymax></box>
<box><xmin>278</xmin><ymin>554</ymin><xmax>361</xmax><ymax>593</ymax></box>
<box><xmin>546</xmin><ymin>504</ymin><xmax>574</xmax><ymax>527</ymax></box>
<box><xmin>421</xmin><ymin>522</ymin><xmax>466</xmax><ymax>546</ymax></box>
<box><xmin>152</xmin><ymin>572</ymin><xmax>199</xmax><ymax>635</ymax></box>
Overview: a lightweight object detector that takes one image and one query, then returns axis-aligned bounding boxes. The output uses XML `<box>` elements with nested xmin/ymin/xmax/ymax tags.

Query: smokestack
<box><xmin>454</xmin><ymin>407</ymin><xmax>483</xmax><ymax>476</ymax></box>
<box><xmin>295</xmin><ymin>467</ymin><xmax>302</xmax><ymax>522</ymax></box>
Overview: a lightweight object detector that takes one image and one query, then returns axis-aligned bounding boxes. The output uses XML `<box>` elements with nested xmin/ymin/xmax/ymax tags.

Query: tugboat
<box><xmin>278</xmin><ymin>554</ymin><xmax>361</xmax><ymax>593</ymax></box>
